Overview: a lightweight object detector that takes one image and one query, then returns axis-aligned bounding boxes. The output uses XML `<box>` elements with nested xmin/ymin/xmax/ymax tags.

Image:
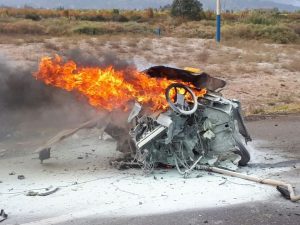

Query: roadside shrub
<box><xmin>171</xmin><ymin>0</ymin><xmax>203</xmax><ymax>20</ymax></box>
<box><xmin>223</xmin><ymin>24</ymin><xmax>255</xmax><ymax>39</ymax></box>
<box><xmin>129</xmin><ymin>15</ymin><xmax>143</xmax><ymax>21</ymax></box>
<box><xmin>258</xmin><ymin>25</ymin><xmax>298</xmax><ymax>43</ymax></box>
<box><xmin>112</xmin><ymin>9</ymin><xmax>120</xmax><ymax>15</ymax></box>
<box><xmin>286</xmin><ymin>13</ymin><xmax>300</xmax><ymax>20</ymax></box>
<box><xmin>75</xmin><ymin>26</ymin><xmax>105</xmax><ymax>35</ymax></box>
<box><xmin>223</xmin><ymin>24</ymin><xmax>299</xmax><ymax>44</ymax></box>
<box><xmin>222</xmin><ymin>12</ymin><xmax>238</xmax><ymax>21</ymax></box>
<box><xmin>25</xmin><ymin>13</ymin><xmax>42</xmax><ymax>21</ymax></box>
<box><xmin>245</xmin><ymin>15</ymin><xmax>277</xmax><ymax>25</ymax></box>
<box><xmin>289</xmin><ymin>23</ymin><xmax>300</xmax><ymax>36</ymax></box>
<box><xmin>111</xmin><ymin>15</ymin><xmax>129</xmax><ymax>22</ymax></box>
<box><xmin>82</xmin><ymin>15</ymin><xmax>105</xmax><ymax>22</ymax></box>
<box><xmin>74</xmin><ymin>13</ymin><xmax>106</xmax><ymax>22</ymax></box>
<box><xmin>46</xmin><ymin>23</ymin><xmax>71</xmax><ymax>36</ymax></box>
<box><xmin>203</xmin><ymin>10</ymin><xmax>215</xmax><ymax>20</ymax></box>
<box><xmin>0</xmin><ymin>21</ymin><xmax>46</xmax><ymax>34</ymax></box>
<box><xmin>74</xmin><ymin>25</ymin><xmax>124</xmax><ymax>35</ymax></box>
<box><xmin>145</xmin><ymin>8</ymin><xmax>154</xmax><ymax>19</ymax></box>
<box><xmin>174</xmin><ymin>21</ymin><xmax>215</xmax><ymax>38</ymax></box>
<box><xmin>74</xmin><ymin>22</ymin><xmax>152</xmax><ymax>35</ymax></box>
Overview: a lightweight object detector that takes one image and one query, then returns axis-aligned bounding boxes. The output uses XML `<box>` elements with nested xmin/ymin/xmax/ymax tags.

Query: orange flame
<box><xmin>34</xmin><ymin>55</ymin><xmax>206</xmax><ymax>111</ymax></box>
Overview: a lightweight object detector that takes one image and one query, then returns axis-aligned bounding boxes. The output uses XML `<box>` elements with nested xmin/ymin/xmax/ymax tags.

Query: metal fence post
<box><xmin>216</xmin><ymin>0</ymin><xmax>221</xmax><ymax>43</ymax></box>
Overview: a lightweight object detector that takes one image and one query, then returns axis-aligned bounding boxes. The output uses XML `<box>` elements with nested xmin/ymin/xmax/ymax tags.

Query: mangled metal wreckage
<box><xmin>110</xmin><ymin>66</ymin><xmax>252</xmax><ymax>176</ymax></box>
<box><xmin>36</xmin><ymin>65</ymin><xmax>251</xmax><ymax>175</ymax></box>
<box><xmin>36</xmin><ymin>65</ymin><xmax>300</xmax><ymax>201</ymax></box>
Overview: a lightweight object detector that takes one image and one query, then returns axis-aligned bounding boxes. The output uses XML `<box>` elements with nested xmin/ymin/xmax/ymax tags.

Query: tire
<box><xmin>234</xmin><ymin>137</ymin><xmax>251</xmax><ymax>166</ymax></box>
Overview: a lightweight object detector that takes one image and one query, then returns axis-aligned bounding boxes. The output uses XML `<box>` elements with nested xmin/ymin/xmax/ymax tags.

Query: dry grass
<box><xmin>282</xmin><ymin>58</ymin><xmax>300</xmax><ymax>72</ymax></box>
<box><xmin>194</xmin><ymin>49</ymin><xmax>209</xmax><ymax>63</ymax></box>
<box><xmin>207</xmin><ymin>51</ymin><xmax>240</xmax><ymax>65</ymax></box>
<box><xmin>279</xmin><ymin>94</ymin><xmax>294</xmax><ymax>104</ymax></box>
<box><xmin>0</xmin><ymin>20</ymin><xmax>46</xmax><ymax>35</ymax></box>
<box><xmin>139</xmin><ymin>39</ymin><xmax>153</xmax><ymax>51</ymax></box>
<box><xmin>0</xmin><ymin>8</ymin><xmax>299</xmax><ymax>44</ymax></box>
<box><xmin>126</xmin><ymin>38</ymin><xmax>139</xmax><ymax>48</ymax></box>
<box><xmin>109</xmin><ymin>41</ymin><xmax>122</xmax><ymax>49</ymax></box>
<box><xmin>0</xmin><ymin>35</ymin><xmax>25</xmax><ymax>45</ymax></box>
<box><xmin>44</xmin><ymin>41</ymin><xmax>61</xmax><ymax>51</ymax></box>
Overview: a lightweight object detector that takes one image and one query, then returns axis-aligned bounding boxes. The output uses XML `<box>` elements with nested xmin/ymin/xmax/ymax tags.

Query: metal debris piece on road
<box><xmin>26</xmin><ymin>187</ymin><xmax>59</xmax><ymax>196</ymax></box>
<box><xmin>200</xmin><ymin>166</ymin><xmax>300</xmax><ymax>202</ymax></box>
<box><xmin>35</xmin><ymin>115</ymin><xmax>108</xmax><ymax>163</ymax></box>
<box><xmin>39</xmin><ymin>147</ymin><xmax>51</xmax><ymax>163</ymax></box>
<box><xmin>0</xmin><ymin>149</ymin><xmax>6</xmax><ymax>157</ymax></box>
<box><xmin>0</xmin><ymin>209</ymin><xmax>8</xmax><ymax>223</ymax></box>
<box><xmin>18</xmin><ymin>175</ymin><xmax>25</xmax><ymax>180</ymax></box>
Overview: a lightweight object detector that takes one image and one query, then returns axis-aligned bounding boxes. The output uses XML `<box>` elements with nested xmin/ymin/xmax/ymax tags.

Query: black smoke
<box><xmin>0</xmin><ymin>50</ymin><xmax>135</xmax><ymax>140</ymax></box>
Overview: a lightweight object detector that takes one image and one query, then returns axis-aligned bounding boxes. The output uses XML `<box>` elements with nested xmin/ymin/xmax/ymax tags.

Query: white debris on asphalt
<box><xmin>0</xmin><ymin>128</ymin><xmax>298</xmax><ymax>225</ymax></box>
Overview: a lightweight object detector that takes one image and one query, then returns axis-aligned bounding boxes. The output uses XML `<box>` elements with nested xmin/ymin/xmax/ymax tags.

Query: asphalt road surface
<box><xmin>60</xmin><ymin>114</ymin><xmax>300</xmax><ymax>225</ymax></box>
<box><xmin>1</xmin><ymin>114</ymin><xmax>299</xmax><ymax>225</ymax></box>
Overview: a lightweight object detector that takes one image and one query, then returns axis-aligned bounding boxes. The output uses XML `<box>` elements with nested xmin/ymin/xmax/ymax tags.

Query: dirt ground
<box><xmin>0</xmin><ymin>36</ymin><xmax>299</xmax><ymax>115</ymax></box>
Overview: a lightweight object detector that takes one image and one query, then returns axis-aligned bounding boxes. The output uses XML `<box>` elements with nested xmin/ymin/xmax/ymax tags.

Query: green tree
<box><xmin>171</xmin><ymin>0</ymin><xmax>203</xmax><ymax>20</ymax></box>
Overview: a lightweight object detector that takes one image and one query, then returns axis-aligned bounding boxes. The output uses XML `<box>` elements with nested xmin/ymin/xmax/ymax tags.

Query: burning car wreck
<box><xmin>34</xmin><ymin>57</ymin><xmax>252</xmax><ymax>175</ymax></box>
<box><xmin>111</xmin><ymin>66</ymin><xmax>252</xmax><ymax>176</ymax></box>
<box><xmin>32</xmin><ymin>56</ymin><xmax>300</xmax><ymax>201</ymax></box>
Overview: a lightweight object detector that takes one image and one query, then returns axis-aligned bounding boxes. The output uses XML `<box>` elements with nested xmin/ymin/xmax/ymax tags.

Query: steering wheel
<box><xmin>165</xmin><ymin>83</ymin><xmax>198</xmax><ymax>115</ymax></box>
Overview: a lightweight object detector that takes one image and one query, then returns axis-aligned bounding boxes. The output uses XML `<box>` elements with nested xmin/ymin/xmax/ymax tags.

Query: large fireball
<box><xmin>34</xmin><ymin>55</ymin><xmax>206</xmax><ymax>111</ymax></box>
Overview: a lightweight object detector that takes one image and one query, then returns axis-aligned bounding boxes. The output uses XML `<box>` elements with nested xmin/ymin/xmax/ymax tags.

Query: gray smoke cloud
<box><xmin>0</xmin><ymin>50</ymin><xmax>135</xmax><ymax>141</ymax></box>
<box><xmin>0</xmin><ymin>59</ymin><xmax>61</xmax><ymax>111</ymax></box>
<box><xmin>64</xmin><ymin>48</ymin><xmax>133</xmax><ymax>69</ymax></box>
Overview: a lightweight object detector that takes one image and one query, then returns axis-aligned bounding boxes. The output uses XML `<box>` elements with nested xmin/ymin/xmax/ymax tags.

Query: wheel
<box><xmin>234</xmin><ymin>137</ymin><xmax>251</xmax><ymax>166</ymax></box>
<box><xmin>165</xmin><ymin>83</ymin><xmax>198</xmax><ymax>115</ymax></box>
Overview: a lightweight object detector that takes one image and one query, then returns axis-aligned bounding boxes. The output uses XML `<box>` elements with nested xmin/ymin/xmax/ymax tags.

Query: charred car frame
<box><xmin>113</xmin><ymin>66</ymin><xmax>252</xmax><ymax>176</ymax></box>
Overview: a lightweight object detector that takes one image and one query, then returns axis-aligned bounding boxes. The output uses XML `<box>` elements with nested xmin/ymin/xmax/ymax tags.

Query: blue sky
<box><xmin>272</xmin><ymin>0</ymin><xmax>300</xmax><ymax>6</ymax></box>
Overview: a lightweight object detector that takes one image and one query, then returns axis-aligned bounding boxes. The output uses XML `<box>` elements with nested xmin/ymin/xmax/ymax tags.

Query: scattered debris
<box><xmin>100</xmin><ymin>133</ymin><xmax>114</xmax><ymax>141</ymax></box>
<box><xmin>17</xmin><ymin>175</ymin><xmax>25</xmax><ymax>180</ymax></box>
<box><xmin>35</xmin><ymin>116</ymin><xmax>107</xmax><ymax>163</ymax></box>
<box><xmin>219</xmin><ymin>177</ymin><xmax>227</xmax><ymax>186</ymax></box>
<box><xmin>0</xmin><ymin>149</ymin><xmax>6</xmax><ymax>157</ymax></box>
<box><xmin>26</xmin><ymin>187</ymin><xmax>59</xmax><ymax>196</ymax></box>
<box><xmin>200</xmin><ymin>166</ymin><xmax>300</xmax><ymax>202</ymax></box>
<box><xmin>0</xmin><ymin>209</ymin><xmax>8</xmax><ymax>222</ymax></box>
<box><xmin>39</xmin><ymin>147</ymin><xmax>51</xmax><ymax>163</ymax></box>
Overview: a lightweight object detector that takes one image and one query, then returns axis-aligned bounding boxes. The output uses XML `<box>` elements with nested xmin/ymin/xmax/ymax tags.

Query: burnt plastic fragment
<box><xmin>39</xmin><ymin>147</ymin><xmax>51</xmax><ymax>163</ymax></box>
<box><xmin>0</xmin><ymin>209</ymin><xmax>8</xmax><ymax>222</ymax></box>
<box><xmin>277</xmin><ymin>185</ymin><xmax>291</xmax><ymax>199</ymax></box>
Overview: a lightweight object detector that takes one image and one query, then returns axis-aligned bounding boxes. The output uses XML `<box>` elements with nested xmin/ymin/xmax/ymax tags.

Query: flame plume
<box><xmin>34</xmin><ymin>55</ymin><xmax>206</xmax><ymax>111</ymax></box>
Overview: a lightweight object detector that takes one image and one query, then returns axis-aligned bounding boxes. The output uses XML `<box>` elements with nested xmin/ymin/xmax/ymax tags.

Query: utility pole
<box><xmin>216</xmin><ymin>0</ymin><xmax>221</xmax><ymax>43</ymax></box>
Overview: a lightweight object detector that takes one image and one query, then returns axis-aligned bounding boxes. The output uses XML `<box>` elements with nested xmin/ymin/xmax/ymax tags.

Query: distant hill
<box><xmin>0</xmin><ymin>0</ymin><xmax>299</xmax><ymax>11</ymax></box>
<box><xmin>201</xmin><ymin>0</ymin><xmax>300</xmax><ymax>11</ymax></box>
